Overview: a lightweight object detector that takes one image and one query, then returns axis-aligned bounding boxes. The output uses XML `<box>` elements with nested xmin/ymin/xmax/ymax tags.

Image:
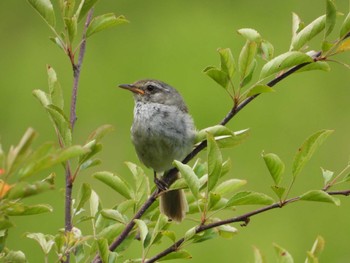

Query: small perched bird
<box><xmin>119</xmin><ymin>79</ymin><xmax>196</xmax><ymax>222</ymax></box>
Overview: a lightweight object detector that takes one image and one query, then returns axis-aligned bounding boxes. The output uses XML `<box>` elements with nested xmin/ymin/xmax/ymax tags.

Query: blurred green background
<box><xmin>1</xmin><ymin>0</ymin><xmax>350</xmax><ymax>262</ymax></box>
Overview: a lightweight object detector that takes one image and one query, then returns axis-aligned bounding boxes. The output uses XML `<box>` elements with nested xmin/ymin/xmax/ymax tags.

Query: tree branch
<box><xmin>94</xmin><ymin>53</ymin><xmax>322</xmax><ymax>262</ymax></box>
<box><xmin>145</xmin><ymin>189</ymin><xmax>350</xmax><ymax>263</ymax></box>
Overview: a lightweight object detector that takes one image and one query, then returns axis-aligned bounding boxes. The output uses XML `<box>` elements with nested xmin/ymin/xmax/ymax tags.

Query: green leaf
<box><xmin>27</xmin><ymin>0</ymin><xmax>56</xmax><ymax>27</ymax></box>
<box><xmin>6</xmin><ymin>204</ymin><xmax>53</xmax><ymax>216</ymax></box>
<box><xmin>0</xmin><ymin>250</ymin><xmax>27</xmax><ymax>263</ymax></box>
<box><xmin>292</xmin><ymin>130</ymin><xmax>333</xmax><ymax>178</ymax></box>
<box><xmin>76</xmin><ymin>0</ymin><xmax>100</xmax><ymax>22</ymax></box>
<box><xmin>93</xmin><ymin>171</ymin><xmax>132</xmax><ymax>199</ymax></box>
<box><xmin>296</xmin><ymin>61</ymin><xmax>330</xmax><ymax>73</ymax></box>
<box><xmin>213</xmin><ymin>179</ymin><xmax>247</xmax><ymax>196</ymax></box>
<box><xmin>291</xmin><ymin>15</ymin><xmax>326</xmax><ymax>51</ymax></box>
<box><xmin>86</xmin><ymin>13</ymin><xmax>128</xmax><ymax>38</ymax></box>
<box><xmin>64</xmin><ymin>15</ymin><xmax>78</xmax><ymax>44</ymax></box>
<box><xmin>47</xmin><ymin>66</ymin><xmax>64</xmax><ymax>109</ymax></box>
<box><xmin>273</xmin><ymin>243</ymin><xmax>294</xmax><ymax>263</ymax></box>
<box><xmin>97</xmin><ymin>238</ymin><xmax>109</xmax><ymax>263</ymax></box>
<box><xmin>237</xmin><ymin>28</ymin><xmax>262</xmax><ymax>42</ymax></box>
<box><xmin>150</xmin><ymin>214</ymin><xmax>169</xmax><ymax>246</ymax></box>
<box><xmin>203</xmin><ymin>66</ymin><xmax>229</xmax><ymax>89</ymax></box>
<box><xmin>325</xmin><ymin>0</ymin><xmax>337</xmax><ymax>38</ymax></box>
<box><xmin>241</xmin><ymin>59</ymin><xmax>257</xmax><ymax>88</ymax></box>
<box><xmin>49</xmin><ymin>36</ymin><xmax>66</xmax><ymax>52</ymax></box>
<box><xmin>218</xmin><ymin>48</ymin><xmax>236</xmax><ymax>79</ymax></box>
<box><xmin>159</xmin><ymin>250</ymin><xmax>192</xmax><ymax>261</ymax></box>
<box><xmin>291</xmin><ymin>13</ymin><xmax>304</xmax><ymax>47</ymax></box>
<box><xmin>207</xmin><ymin>133</ymin><xmax>222</xmax><ymax>192</ymax></box>
<box><xmin>173</xmin><ymin>161</ymin><xmax>199</xmax><ymax>198</ymax></box>
<box><xmin>89</xmin><ymin>190</ymin><xmax>100</xmax><ymax>217</ymax></box>
<box><xmin>253</xmin><ymin>246</ymin><xmax>266</xmax><ymax>263</ymax></box>
<box><xmin>76</xmin><ymin>183</ymin><xmax>91</xmax><ymax>212</ymax></box>
<box><xmin>271</xmin><ymin>186</ymin><xmax>286</xmax><ymax>200</ymax></box>
<box><xmin>161</xmin><ymin>230</ymin><xmax>176</xmax><ymax>243</ymax></box>
<box><xmin>340</xmin><ymin>12</ymin><xmax>350</xmax><ymax>38</ymax></box>
<box><xmin>259</xmin><ymin>40</ymin><xmax>274</xmax><ymax>61</ymax></box>
<box><xmin>246</xmin><ymin>84</ymin><xmax>275</xmax><ymax>98</ymax></box>
<box><xmin>26</xmin><ymin>232</ymin><xmax>55</xmax><ymax>255</ymax></box>
<box><xmin>305</xmin><ymin>235</ymin><xmax>325</xmax><ymax>263</ymax></box>
<box><xmin>208</xmin><ymin>192</ymin><xmax>221</xmax><ymax>210</ymax></box>
<box><xmin>60</xmin><ymin>0</ymin><xmax>75</xmax><ymax>17</ymax></box>
<box><xmin>134</xmin><ymin>219</ymin><xmax>148</xmax><ymax>248</ymax></box>
<box><xmin>87</xmin><ymin>124</ymin><xmax>114</xmax><ymax>142</ymax></box>
<box><xmin>262</xmin><ymin>152</ymin><xmax>285</xmax><ymax>185</ymax></box>
<box><xmin>192</xmin><ymin>229</ymin><xmax>217</xmax><ymax>243</ymax></box>
<box><xmin>300</xmin><ymin>190</ymin><xmax>340</xmax><ymax>206</ymax></box>
<box><xmin>321</xmin><ymin>167</ymin><xmax>334</xmax><ymax>186</ymax></box>
<box><xmin>217</xmin><ymin>224</ymin><xmax>238</xmax><ymax>239</ymax></box>
<box><xmin>125</xmin><ymin>162</ymin><xmax>150</xmax><ymax>205</ymax></box>
<box><xmin>6</xmin><ymin>128</ymin><xmax>37</xmax><ymax>174</ymax></box>
<box><xmin>239</xmin><ymin>40</ymin><xmax>257</xmax><ymax>83</ymax></box>
<box><xmin>260</xmin><ymin>51</ymin><xmax>313</xmax><ymax>79</ymax></box>
<box><xmin>33</xmin><ymin>89</ymin><xmax>51</xmax><ymax>107</ymax></box>
<box><xmin>19</xmin><ymin>145</ymin><xmax>88</xmax><ymax>179</ymax></box>
<box><xmin>195</xmin><ymin>125</ymin><xmax>234</xmax><ymax>143</ymax></box>
<box><xmin>226</xmin><ymin>191</ymin><xmax>275</xmax><ymax>207</ymax></box>
<box><xmin>101</xmin><ymin>209</ymin><xmax>126</xmax><ymax>224</ymax></box>
<box><xmin>0</xmin><ymin>218</ymin><xmax>14</xmax><ymax>231</ymax></box>
<box><xmin>46</xmin><ymin>105</ymin><xmax>72</xmax><ymax>146</ymax></box>
<box><xmin>215</xmin><ymin>129</ymin><xmax>250</xmax><ymax>148</ymax></box>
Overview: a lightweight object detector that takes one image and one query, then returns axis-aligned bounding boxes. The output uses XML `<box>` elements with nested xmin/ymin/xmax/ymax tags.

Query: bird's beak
<box><xmin>118</xmin><ymin>84</ymin><xmax>145</xmax><ymax>95</ymax></box>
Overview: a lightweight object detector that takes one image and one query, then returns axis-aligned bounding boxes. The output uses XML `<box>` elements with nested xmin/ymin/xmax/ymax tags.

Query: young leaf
<box><xmin>273</xmin><ymin>243</ymin><xmax>294</xmax><ymax>263</ymax></box>
<box><xmin>291</xmin><ymin>12</ymin><xmax>304</xmax><ymax>48</ymax></box>
<box><xmin>134</xmin><ymin>219</ymin><xmax>149</xmax><ymax>248</ymax></box>
<box><xmin>296</xmin><ymin>61</ymin><xmax>330</xmax><ymax>73</ymax></box>
<box><xmin>259</xmin><ymin>40</ymin><xmax>274</xmax><ymax>61</ymax></box>
<box><xmin>76</xmin><ymin>183</ymin><xmax>92</xmax><ymax>212</ymax></box>
<box><xmin>217</xmin><ymin>224</ymin><xmax>238</xmax><ymax>239</ymax></box>
<box><xmin>213</xmin><ymin>179</ymin><xmax>247</xmax><ymax>196</ymax></box>
<box><xmin>271</xmin><ymin>186</ymin><xmax>286</xmax><ymax>200</ymax></box>
<box><xmin>218</xmin><ymin>48</ymin><xmax>236</xmax><ymax>79</ymax></box>
<box><xmin>33</xmin><ymin>89</ymin><xmax>51</xmax><ymax>107</ymax></box>
<box><xmin>292</xmin><ymin>130</ymin><xmax>333</xmax><ymax>178</ymax></box>
<box><xmin>253</xmin><ymin>246</ymin><xmax>266</xmax><ymax>263</ymax></box>
<box><xmin>262</xmin><ymin>152</ymin><xmax>285</xmax><ymax>185</ymax></box>
<box><xmin>64</xmin><ymin>15</ymin><xmax>78</xmax><ymax>44</ymax></box>
<box><xmin>76</xmin><ymin>0</ymin><xmax>100</xmax><ymax>22</ymax></box>
<box><xmin>6</xmin><ymin>204</ymin><xmax>53</xmax><ymax>216</ymax></box>
<box><xmin>173</xmin><ymin>161</ymin><xmax>199</xmax><ymax>198</ymax></box>
<box><xmin>86</xmin><ymin>14</ymin><xmax>128</xmax><ymax>38</ymax></box>
<box><xmin>7</xmin><ymin>176</ymin><xmax>54</xmax><ymax>199</ymax></box>
<box><xmin>305</xmin><ymin>235</ymin><xmax>325</xmax><ymax>263</ymax></box>
<box><xmin>260</xmin><ymin>51</ymin><xmax>313</xmax><ymax>79</ymax></box>
<box><xmin>49</xmin><ymin>36</ymin><xmax>66</xmax><ymax>52</ymax></box>
<box><xmin>87</xmin><ymin>124</ymin><xmax>114</xmax><ymax>142</ymax></box>
<box><xmin>25</xmin><ymin>233</ymin><xmax>55</xmax><ymax>255</ymax></box>
<box><xmin>195</xmin><ymin>125</ymin><xmax>234</xmax><ymax>143</ymax></box>
<box><xmin>321</xmin><ymin>167</ymin><xmax>334</xmax><ymax>186</ymax></box>
<box><xmin>246</xmin><ymin>84</ymin><xmax>275</xmax><ymax>98</ymax></box>
<box><xmin>0</xmin><ymin>251</ymin><xmax>27</xmax><ymax>263</ymax></box>
<box><xmin>97</xmin><ymin>238</ymin><xmax>109</xmax><ymax>263</ymax></box>
<box><xmin>150</xmin><ymin>214</ymin><xmax>169</xmax><ymax>246</ymax></box>
<box><xmin>300</xmin><ymin>190</ymin><xmax>340</xmax><ymax>206</ymax></box>
<box><xmin>226</xmin><ymin>191</ymin><xmax>275</xmax><ymax>207</ymax></box>
<box><xmin>46</xmin><ymin>105</ymin><xmax>72</xmax><ymax>146</ymax></box>
<box><xmin>239</xmin><ymin>40</ymin><xmax>257</xmax><ymax>83</ymax></box>
<box><xmin>237</xmin><ymin>28</ymin><xmax>262</xmax><ymax>42</ymax></box>
<box><xmin>340</xmin><ymin>12</ymin><xmax>350</xmax><ymax>38</ymax></box>
<box><xmin>207</xmin><ymin>133</ymin><xmax>222</xmax><ymax>192</ymax></box>
<box><xmin>27</xmin><ymin>0</ymin><xmax>56</xmax><ymax>27</ymax></box>
<box><xmin>208</xmin><ymin>192</ymin><xmax>221</xmax><ymax>210</ymax></box>
<box><xmin>101</xmin><ymin>209</ymin><xmax>126</xmax><ymax>224</ymax></box>
<box><xmin>291</xmin><ymin>15</ymin><xmax>326</xmax><ymax>51</ymax></box>
<box><xmin>325</xmin><ymin>0</ymin><xmax>337</xmax><ymax>38</ymax></box>
<box><xmin>241</xmin><ymin>59</ymin><xmax>257</xmax><ymax>88</ymax></box>
<box><xmin>93</xmin><ymin>171</ymin><xmax>133</xmax><ymax>199</ymax></box>
<box><xmin>203</xmin><ymin>66</ymin><xmax>229</xmax><ymax>89</ymax></box>
<box><xmin>89</xmin><ymin>190</ymin><xmax>100</xmax><ymax>217</ymax></box>
<box><xmin>159</xmin><ymin>250</ymin><xmax>192</xmax><ymax>261</ymax></box>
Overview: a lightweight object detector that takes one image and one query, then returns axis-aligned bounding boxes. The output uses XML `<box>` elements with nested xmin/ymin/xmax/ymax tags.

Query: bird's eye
<box><xmin>146</xmin><ymin>84</ymin><xmax>156</xmax><ymax>92</ymax></box>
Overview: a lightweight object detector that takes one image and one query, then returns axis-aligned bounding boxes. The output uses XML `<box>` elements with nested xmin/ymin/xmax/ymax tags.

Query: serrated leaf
<box><xmin>159</xmin><ymin>250</ymin><xmax>192</xmax><ymax>261</ymax></box>
<box><xmin>340</xmin><ymin>12</ymin><xmax>350</xmax><ymax>38</ymax></box>
<box><xmin>262</xmin><ymin>152</ymin><xmax>285</xmax><ymax>185</ymax></box>
<box><xmin>218</xmin><ymin>48</ymin><xmax>236</xmax><ymax>79</ymax></box>
<box><xmin>207</xmin><ymin>133</ymin><xmax>222</xmax><ymax>192</ymax></box>
<box><xmin>239</xmin><ymin>40</ymin><xmax>257</xmax><ymax>83</ymax></box>
<box><xmin>300</xmin><ymin>190</ymin><xmax>340</xmax><ymax>206</ymax></box>
<box><xmin>97</xmin><ymin>238</ymin><xmax>109</xmax><ymax>263</ymax></box>
<box><xmin>226</xmin><ymin>191</ymin><xmax>275</xmax><ymax>207</ymax></box>
<box><xmin>27</xmin><ymin>0</ymin><xmax>56</xmax><ymax>27</ymax></box>
<box><xmin>93</xmin><ymin>171</ymin><xmax>132</xmax><ymax>199</ymax></box>
<box><xmin>237</xmin><ymin>28</ymin><xmax>262</xmax><ymax>42</ymax></box>
<box><xmin>213</xmin><ymin>179</ymin><xmax>247</xmax><ymax>196</ymax></box>
<box><xmin>76</xmin><ymin>183</ymin><xmax>91</xmax><ymax>212</ymax></box>
<box><xmin>203</xmin><ymin>66</ymin><xmax>229</xmax><ymax>89</ymax></box>
<box><xmin>292</xmin><ymin>130</ymin><xmax>333</xmax><ymax>178</ymax></box>
<box><xmin>173</xmin><ymin>161</ymin><xmax>199</xmax><ymax>198</ymax></box>
<box><xmin>291</xmin><ymin>15</ymin><xmax>326</xmax><ymax>51</ymax></box>
<box><xmin>86</xmin><ymin>14</ymin><xmax>128</xmax><ymax>38</ymax></box>
<box><xmin>325</xmin><ymin>0</ymin><xmax>336</xmax><ymax>38</ymax></box>
<box><xmin>260</xmin><ymin>51</ymin><xmax>313</xmax><ymax>79</ymax></box>
<box><xmin>46</xmin><ymin>105</ymin><xmax>72</xmax><ymax>146</ymax></box>
<box><xmin>26</xmin><ymin>232</ymin><xmax>55</xmax><ymax>255</ymax></box>
<box><xmin>6</xmin><ymin>204</ymin><xmax>52</xmax><ymax>216</ymax></box>
<box><xmin>246</xmin><ymin>84</ymin><xmax>275</xmax><ymax>98</ymax></box>
<box><xmin>321</xmin><ymin>167</ymin><xmax>334</xmax><ymax>186</ymax></box>
<box><xmin>134</xmin><ymin>219</ymin><xmax>148</xmax><ymax>247</ymax></box>
<box><xmin>274</xmin><ymin>243</ymin><xmax>294</xmax><ymax>263</ymax></box>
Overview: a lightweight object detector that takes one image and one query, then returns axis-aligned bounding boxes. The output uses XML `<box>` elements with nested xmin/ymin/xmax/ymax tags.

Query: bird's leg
<box><xmin>154</xmin><ymin>171</ymin><xmax>168</xmax><ymax>191</ymax></box>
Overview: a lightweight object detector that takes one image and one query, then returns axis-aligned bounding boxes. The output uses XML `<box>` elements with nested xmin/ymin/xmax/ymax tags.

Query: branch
<box><xmin>146</xmin><ymin>189</ymin><xmax>350</xmax><ymax>263</ymax></box>
<box><xmin>94</xmin><ymin>54</ymin><xmax>322</xmax><ymax>262</ymax></box>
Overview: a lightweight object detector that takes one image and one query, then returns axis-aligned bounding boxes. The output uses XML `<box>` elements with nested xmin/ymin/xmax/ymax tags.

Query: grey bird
<box><xmin>119</xmin><ymin>79</ymin><xmax>196</xmax><ymax>222</ymax></box>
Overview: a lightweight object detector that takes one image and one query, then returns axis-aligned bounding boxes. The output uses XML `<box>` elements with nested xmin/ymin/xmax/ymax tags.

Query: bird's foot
<box><xmin>154</xmin><ymin>177</ymin><xmax>168</xmax><ymax>191</ymax></box>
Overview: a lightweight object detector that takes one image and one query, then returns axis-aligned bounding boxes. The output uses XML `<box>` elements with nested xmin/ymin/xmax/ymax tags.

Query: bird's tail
<box><xmin>159</xmin><ymin>188</ymin><xmax>188</xmax><ymax>222</ymax></box>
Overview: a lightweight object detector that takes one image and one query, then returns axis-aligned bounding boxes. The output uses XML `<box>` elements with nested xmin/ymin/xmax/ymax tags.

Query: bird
<box><xmin>119</xmin><ymin>79</ymin><xmax>196</xmax><ymax>222</ymax></box>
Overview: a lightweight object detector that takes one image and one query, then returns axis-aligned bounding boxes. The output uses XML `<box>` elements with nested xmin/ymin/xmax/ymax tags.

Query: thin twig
<box><xmin>94</xmin><ymin>53</ymin><xmax>322</xmax><ymax>262</ymax></box>
<box><xmin>145</xmin><ymin>189</ymin><xmax>350</xmax><ymax>263</ymax></box>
